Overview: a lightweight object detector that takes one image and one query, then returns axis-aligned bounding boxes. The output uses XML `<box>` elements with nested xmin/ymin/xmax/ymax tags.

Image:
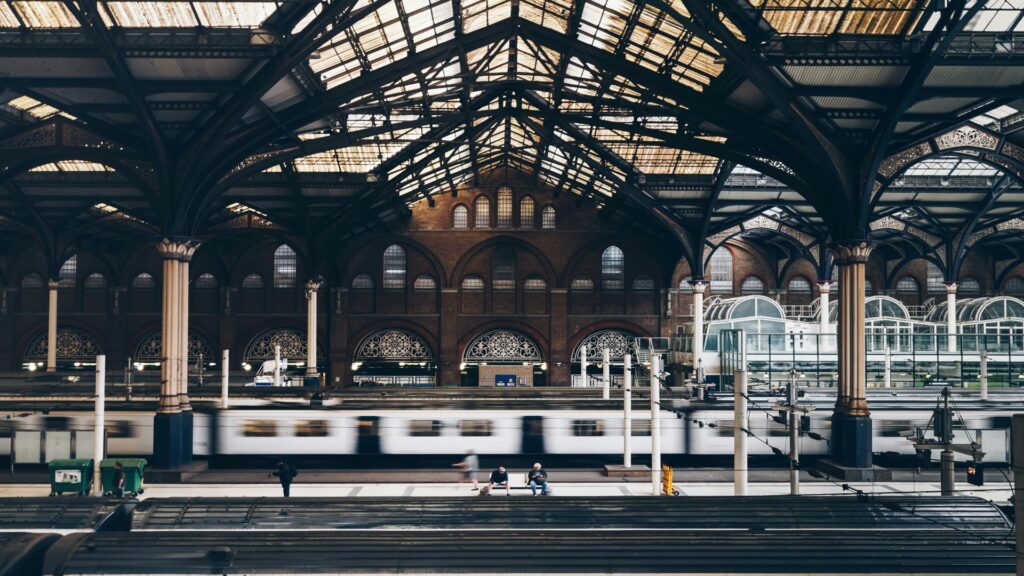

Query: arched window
<box><xmin>59</xmin><ymin>255</ymin><xmax>77</xmax><ymax>288</ymax></box>
<box><xmin>132</xmin><ymin>273</ymin><xmax>155</xmax><ymax>288</ymax></box>
<box><xmin>496</xmin><ymin>186</ymin><xmax>512</xmax><ymax>228</ymax></box>
<box><xmin>788</xmin><ymin>276</ymin><xmax>811</xmax><ymax>294</ymax></box>
<box><xmin>632</xmin><ymin>276</ymin><xmax>655</xmax><ymax>291</ymax></box>
<box><xmin>383</xmin><ymin>244</ymin><xmax>406</xmax><ymax>289</ymax></box>
<box><xmin>740</xmin><ymin>275</ymin><xmax>765</xmax><ymax>295</ymax></box>
<box><xmin>274</xmin><ymin>245</ymin><xmax>297</xmax><ymax>288</ymax></box>
<box><xmin>21</xmin><ymin>273</ymin><xmax>45</xmax><ymax>289</ymax></box>
<box><xmin>926</xmin><ymin>261</ymin><xmax>944</xmax><ymax>294</ymax></box>
<box><xmin>602</xmin><ymin>246</ymin><xmax>625</xmax><ymax>290</ymax></box>
<box><xmin>524</xmin><ymin>277</ymin><xmax>547</xmax><ymax>291</ymax></box>
<box><xmin>474</xmin><ymin>196</ymin><xmax>490</xmax><ymax>228</ymax></box>
<box><xmin>414</xmin><ymin>275</ymin><xmax>436</xmax><ymax>290</ymax></box>
<box><xmin>242</xmin><ymin>273</ymin><xmax>264</xmax><ymax>289</ymax></box>
<box><xmin>352</xmin><ymin>274</ymin><xmax>374</xmax><ymax>289</ymax></box>
<box><xmin>520</xmin><ymin>197</ymin><xmax>535</xmax><ymax>228</ymax></box>
<box><xmin>462</xmin><ymin>275</ymin><xmax>485</xmax><ymax>291</ymax></box>
<box><xmin>1005</xmin><ymin>277</ymin><xmax>1024</xmax><ymax>294</ymax></box>
<box><xmin>959</xmin><ymin>277</ymin><xmax>981</xmax><ymax>296</ymax></box>
<box><xmin>865</xmin><ymin>279</ymin><xmax>873</xmax><ymax>295</ymax></box>
<box><xmin>709</xmin><ymin>248</ymin><xmax>733</xmax><ymax>294</ymax></box>
<box><xmin>194</xmin><ymin>273</ymin><xmax>218</xmax><ymax>288</ymax></box>
<box><xmin>571</xmin><ymin>276</ymin><xmax>594</xmax><ymax>291</ymax></box>
<box><xmin>541</xmin><ymin>205</ymin><xmax>556</xmax><ymax>229</ymax></box>
<box><xmin>84</xmin><ymin>273</ymin><xmax>107</xmax><ymax>289</ymax></box>
<box><xmin>492</xmin><ymin>246</ymin><xmax>515</xmax><ymax>290</ymax></box>
<box><xmin>453</xmin><ymin>205</ymin><xmax>469</xmax><ymax>229</ymax></box>
<box><xmin>896</xmin><ymin>276</ymin><xmax>919</xmax><ymax>295</ymax></box>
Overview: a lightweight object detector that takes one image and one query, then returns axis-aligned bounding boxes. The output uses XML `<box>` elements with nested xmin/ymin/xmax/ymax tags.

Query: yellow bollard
<box><xmin>661</xmin><ymin>464</ymin><xmax>678</xmax><ymax>496</ymax></box>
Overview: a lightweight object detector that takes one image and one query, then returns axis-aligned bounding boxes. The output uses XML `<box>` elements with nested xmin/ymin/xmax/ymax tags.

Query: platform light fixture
<box><xmin>351</xmin><ymin>361</ymin><xmax>362</xmax><ymax>371</ymax></box>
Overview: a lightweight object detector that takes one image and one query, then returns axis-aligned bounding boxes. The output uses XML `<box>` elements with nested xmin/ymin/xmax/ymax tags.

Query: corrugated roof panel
<box><xmin>811</xmin><ymin>96</ymin><xmax>882</xmax><ymax>110</ymax></box>
<box><xmin>0</xmin><ymin>57</ymin><xmax>111</xmax><ymax>77</ymax></box>
<box><xmin>926</xmin><ymin>66</ymin><xmax>1024</xmax><ymax>87</ymax></box>
<box><xmin>906</xmin><ymin>98</ymin><xmax>979</xmax><ymax>114</ymax></box>
<box><xmin>126</xmin><ymin>58</ymin><xmax>251</xmax><ymax>80</ymax></box>
<box><xmin>784</xmin><ymin>65</ymin><xmax>906</xmax><ymax>86</ymax></box>
<box><xmin>11</xmin><ymin>1</ymin><xmax>79</xmax><ymax>27</ymax></box>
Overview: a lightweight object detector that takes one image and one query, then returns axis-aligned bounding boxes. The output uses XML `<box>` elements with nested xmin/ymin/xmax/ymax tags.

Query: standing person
<box><xmin>270</xmin><ymin>457</ymin><xmax>298</xmax><ymax>497</ymax></box>
<box><xmin>528</xmin><ymin>463</ymin><xmax>549</xmax><ymax>496</ymax></box>
<box><xmin>481</xmin><ymin>465</ymin><xmax>510</xmax><ymax>496</ymax></box>
<box><xmin>452</xmin><ymin>450</ymin><xmax>479</xmax><ymax>490</ymax></box>
<box><xmin>112</xmin><ymin>462</ymin><xmax>126</xmax><ymax>498</ymax></box>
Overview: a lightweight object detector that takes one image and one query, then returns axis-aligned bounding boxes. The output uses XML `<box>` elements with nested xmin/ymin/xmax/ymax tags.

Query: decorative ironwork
<box><xmin>778</xmin><ymin>224</ymin><xmax>815</xmax><ymax>248</ymax></box>
<box><xmin>742</xmin><ymin>215</ymin><xmax>780</xmax><ymax>232</ymax></box>
<box><xmin>934</xmin><ymin>125</ymin><xmax>998</xmax><ymax>151</ymax></box>
<box><xmin>0</xmin><ymin>123</ymin><xmax>56</xmax><ymax>150</ymax></box>
<box><xmin>134</xmin><ymin>330</ymin><xmax>213</xmax><ymax>362</ymax></box>
<box><xmin>355</xmin><ymin>329</ymin><xmax>433</xmax><ymax>361</ymax></box>
<box><xmin>24</xmin><ymin>328</ymin><xmax>99</xmax><ymax>362</ymax></box>
<box><xmin>572</xmin><ymin>330</ymin><xmax>638</xmax><ymax>362</ymax></box>
<box><xmin>870</xmin><ymin>216</ymin><xmax>906</xmax><ymax>232</ymax></box>
<box><xmin>1003</xmin><ymin>142</ymin><xmax>1024</xmax><ymax>165</ymax></box>
<box><xmin>906</xmin><ymin>225</ymin><xmax>940</xmax><ymax>247</ymax></box>
<box><xmin>244</xmin><ymin>328</ymin><xmax>323</xmax><ymax>361</ymax></box>
<box><xmin>463</xmin><ymin>330</ymin><xmax>542</xmax><ymax>362</ymax></box>
<box><xmin>878</xmin><ymin>141</ymin><xmax>932</xmax><ymax>178</ymax></box>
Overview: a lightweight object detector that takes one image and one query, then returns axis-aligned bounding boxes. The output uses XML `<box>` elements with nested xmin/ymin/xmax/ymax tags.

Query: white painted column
<box><xmin>273</xmin><ymin>345</ymin><xmax>282</xmax><ymax>387</ymax></box>
<box><xmin>884</xmin><ymin>342</ymin><xmax>892</xmax><ymax>389</ymax></box>
<box><xmin>221</xmin><ymin>349</ymin><xmax>230</xmax><ymax>409</ymax></box>
<box><xmin>157</xmin><ymin>245</ymin><xmax>178</xmax><ymax>414</ymax></box>
<box><xmin>817</xmin><ymin>281</ymin><xmax>831</xmax><ymax>333</ymax></box>
<box><xmin>46</xmin><ymin>279</ymin><xmax>59</xmax><ymax>372</ymax></box>
<box><xmin>979</xmin><ymin>348</ymin><xmax>988</xmax><ymax>401</ymax></box>
<box><xmin>946</xmin><ymin>282</ymin><xmax>958</xmax><ymax>353</ymax></box>
<box><xmin>602</xmin><ymin>347</ymin><xmax>611</xmax><ymax>400</ymax></box>
<box><xmin>93</xmin><ymin>355</ymin><xmax>105</xmax><ymax>495</ymax></box>
<box><xmin>623</xmin><ymin>353</ymin><xmax>632</xmax><ymax>468</ymax></box>
<box><xmin>690</xmin><ymin>281</ymin><xmax>708</xmax><ymax>383</ymax></box>
<box><xmin>734</xmin><ymin>367</ymin><xmax>748</xmax><ymax>496</ymax></box>
<box><xmin>305</xmin><ymin>280</ymin><xmax>322</xmax><ymax>377</ymax></box>
<box><xmin>650</xmin><ymin>353</ymin><xmax>662</xmax><ymax>496</ymax></box>
<box><xmin>579</xmin><ymin>344</ymin><xmax>587</xmax><ymax>387</ymax></box>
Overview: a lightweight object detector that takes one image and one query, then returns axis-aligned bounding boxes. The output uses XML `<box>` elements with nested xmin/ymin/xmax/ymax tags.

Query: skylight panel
<box><xmin>578</xmin><ymin>0</ymin><xmax>629</xmax><ymax>53</ymax></box>
<box><xmin>0</xmin><ymin>3</ymin><xmax>21</xmax><ymax>27</ymax></box>
<box><xmin>30</xmin><ymin>161</ymin><xmax>111</xmax><ymax>172</ymax></box>
<box><xmin>462</xmin><ymin>0</ymin><xmax>512</xmax><ymax>33</ymax></box>
<box><xmin>6</xmin><ymin>95</ymin><xmax>59</xmax><ymax>119</ymax></box>
<box><xmin>751</xmin><ymin>0</ymin><xmax>921</xmax><ymax>36</ymax></box>
<box><xmin>521</xmin><ymin>0</ymin><xmax>570</xmax><ymax>33</ymax></box>
<box><xmin>195</xmin><ymin>2</ymin><xmax>278</xmax><ymax>27</ymax></box>
<box><xmin>406</xmin><ymin>0</ymin><xmax>456</xmax><ymax>51</ymax></box>
<box><xmin>11</xmin><ymin>1</ymin><xmax>79</xmax><ymax>27</ymax></box>
<box><xmin>101</xmin><ymin>2</ymin><xmax>199</xmax><ymax>27</ymax></box>
<box><xmin>963</xmin><ymin>0</ymin><xmax>1024</xmax><ymax>32</ymax></box>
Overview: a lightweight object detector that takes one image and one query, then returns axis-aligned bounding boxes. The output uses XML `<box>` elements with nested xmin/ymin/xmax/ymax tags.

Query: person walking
<box><xmin>270</xmin><ymin>458</ymin><xmax>298</xmax><ymax>497</ymax></box>
<box><xmin>452</xmin><ymin>449</ymin><xmax>479</xmax><ymax>490</ymax></box>
<box><xmin>112</xmin><ymin>462</ymin><xmax>126</xmax><ymax>498</ymax></box>
<box><xmin>527</xmin><ymin>462</ymin><xmax>549</xmax><ymax>496</ymax></box>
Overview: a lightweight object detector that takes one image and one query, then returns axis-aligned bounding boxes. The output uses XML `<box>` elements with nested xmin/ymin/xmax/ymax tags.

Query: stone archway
<box><xmin>461</xmin><ymin>329</ymin><xmax>544</xmax><ymax>387</ymax></box>
<box><xmin>352</xmin><ymin>329</ymin><xmax>436</xmax><ymax>387</ymax></box>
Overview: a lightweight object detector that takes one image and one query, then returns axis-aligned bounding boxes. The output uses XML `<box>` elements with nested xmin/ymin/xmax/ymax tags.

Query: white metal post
<box><xmin>94</xmin><ymin>355</ymin><xmax>105</xmax><ymax>495</ymax></box>
<box><xmin>734</xmin><ymin>368</ymin><xmax>748</xmax><ymax>496</ymax></box>
<box><xmin>579</xmin><ymin>344</ymin><xmax>587</xmax><ymax>387</ymax></box>
<box><xmin>946</xmin><ymin>283</ymin><xmax>958</xmax><ymax>353</ymax></box>
<box><xmin>623</xmin><ymin>353</ymin><xmax>632</xmax><ymax>468</ymax></box>
<box><xmin>274</xmin><ymin>344</ymin><xmax>282</xmax><ymax>387</ymax></box>
<box><xmin>691</xmin><ymin>282</ymin><xmax>705</xmax><ymax>383</ymax></box>
<box><xmin>788</xmin><ymin>369</ymin><xmax>799</xmax><ymax>495</ymax></box>
<box><xmin>47</xmin><ymin>280</ymin><xmax>58</xmax><ymax>372</ymax></box>
<box><xmin>602</xmin><ymin>347</ymin><xmax>611</xmax><ymax>400</ymax></box>
<box><xmin>980</xmin><ymin>348</ymin><xmax>988</xmax><ymax>401</ymax></box>
<box><xmin>221</xmin><ymin>349</ymin><xmax>230</xmax><ymax>409</ymax></box>
<box><xmin>884</xmin><ymin>343</ymin><xmax>891</xmax><ymax>389</ymax></box>
<box><xmin>650</xmin><ymin>353</ymin><xmax>662</xmax><ymax>496</ymax></box>
<box><xmin>818</xmin><ymin>282</ymin><xmax>830</xmax><ymax>333</ymax></box>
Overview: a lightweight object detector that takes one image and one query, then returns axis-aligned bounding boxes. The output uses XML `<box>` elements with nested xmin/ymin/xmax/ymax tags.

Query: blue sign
<box><xmin>495</xmin><ymin>374</ymin><xmax>517</xmax><ymax>387</ymax></box>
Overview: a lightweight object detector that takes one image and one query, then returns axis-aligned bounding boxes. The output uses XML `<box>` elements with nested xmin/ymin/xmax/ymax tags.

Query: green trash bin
<box><xmin>100</xmin><ymin>458</ymin><xmax>147</xmax><ymax>497</ymax></box>
<box><xmin>48</xmin><ymin>459</ymin><xmax>93</xmax><ymax>497</ymax></box>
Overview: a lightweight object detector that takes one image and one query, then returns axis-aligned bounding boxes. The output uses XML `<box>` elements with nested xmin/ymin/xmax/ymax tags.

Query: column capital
<box><xmin>945</xmin><ymin>281</ymin><xmax>958</xmax><ymax>294</ymax></box>
<box><xmin>687</xmin><ymin>279</ymin><xmax>709</xmax><ymax>294</ymax></box>
<box><xmin>817</xmin><ymin>280</ymin><xmax>833</xmax><ymax>293</ymax></box>
<box><xmin>47</xmin><ymin>279</ymin><xmax>60</xmax><ymax>290</ymax></box>
<box><xmin>157</xmin><ymin>238</ymin><xmax>201</xmax><ymax>262</ymax></box>
<box><xmin>305</xmin><ymin>279</ymin><xmax>324</xmax><ymax>298</ymax></box>
<box><xmin>830</xmin><ymin>241</ymin><xmax>874</xmax><ymax>265</ymax></box>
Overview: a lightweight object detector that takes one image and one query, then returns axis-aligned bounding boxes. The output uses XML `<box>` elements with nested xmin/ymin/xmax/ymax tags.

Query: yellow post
<box><xmin>661</xmin><ymin>464</ymin><xmax>674</xmax><ymax>495</ymax></box>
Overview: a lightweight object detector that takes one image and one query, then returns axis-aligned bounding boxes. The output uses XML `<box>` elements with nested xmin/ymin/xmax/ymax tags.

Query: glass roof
<box><xmin>749</xmin><ymin>0</ymin><xmax>923</xmax><ymax>36</ymax></box>
<box><xmin>963</xmin><ymin>0</ymin><xmax>1024</xmax><ymax>32</ymax></box>
<box><xmin>0</xmin><ymin>1</ymin><xmax>281</xmax><ymax>28</ymax></box>
<box><xmin>902</xmin><ymin>156</ymin><xmax>1000</xmax><ymax>178</ymax></box>
<box><xmin>2</xmin><ymin>95</ymin><xmax>75</xmax><ymax>121</ymax></box>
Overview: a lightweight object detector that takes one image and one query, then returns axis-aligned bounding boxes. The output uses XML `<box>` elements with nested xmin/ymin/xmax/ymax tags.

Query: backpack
<box><xmin>290</xmin><ymin>464</ymin><xmax>298</xmax><ymax>478</ymax></box>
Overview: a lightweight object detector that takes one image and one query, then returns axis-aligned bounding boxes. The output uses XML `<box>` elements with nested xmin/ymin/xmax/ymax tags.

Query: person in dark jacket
<box><xmin>528</xmin><ymin>463</ymin><xmax>549</xmax><ymax>496</ymax></box>
<box><xmin>112</xmin><ymin>462</ymin><xmax>126</xmax><ymax>498</ymax></box>
<box><xmin>270</xmin><ymin>458</ymin><xmax>298</xmax><ymax>497</ymax></box>
<box><xmin>481</xmin><ymin>465</ymin><xmax>510</xmax><ymax>496</ymax></box>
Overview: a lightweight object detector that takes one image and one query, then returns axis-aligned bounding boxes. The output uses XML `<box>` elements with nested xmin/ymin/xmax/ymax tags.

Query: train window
<box><xmin>357</xmin><ymin>418</ymin><xmax>379</xmax><ymax>436</ymax></box>
<box><xmin>409</xmin><ymin>420</ymin><xmax>443</xmax><ymax>437</ymax></box>
<box><xmin>631</xmin><ymin>420</ymin><xmax>651</xmax><ymax>437</ymax></box>
<box><xmin>241</xmin><ymin>420</ymin><xmax>278</xmax><ymax>437</ymax></box>
<box><xmin>572</xmin><ymin>420</ymin><xmax>604</xmax><ymax>437</ymax></box>
<box><xmin>107</xmin><ymin>420</ymin><xmax>135</xmax><ymax>438</ymax></box>
<box><xmin>295</xmin><ymin>420</ymin><xmax>329</xmax><ymax>437</ymax></box>
<box><xmin>43</xmin><ymin>417</ymin><xmax>71</xmax><ymax>430</ymax></box>
<box><xmin>459</xmin><ymin>420</ymin><xmax>493</xmax><ymax>437</ymax></box>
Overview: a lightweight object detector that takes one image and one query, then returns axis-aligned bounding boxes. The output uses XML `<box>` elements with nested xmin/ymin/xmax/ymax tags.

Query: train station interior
<box><xmin>0</xmin><ymin>0</ymin><xmax>1023</xmax><ymax>574</ymax></box>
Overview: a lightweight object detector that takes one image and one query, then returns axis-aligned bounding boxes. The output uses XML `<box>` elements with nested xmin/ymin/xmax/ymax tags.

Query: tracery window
<box><xmin>709</xmin><ymin>248</ymin><xmax>733</xmax><ymax>294</ymax></box>
<box><xmin>383</xmin><ymin>244</ymin><xmax>406</xmax><ymax>290</ymax></box>
<box><xmin>492</xmin><ymin>246</ymin><xmax>515</xmax><ymax>290</ymax></box>
<box><xmin>453</xmin><ymin>205</ymin><xmax>468</xmax><ymax>229</ymax></box>
<box><xmin>601</xmin><ymin>246</ymin><xmax>625</xmax><ymax>290</ymax></box>
<box><xmin>59</xmin><ymin>255</ymin><xmax>77</xmax><ymax>288</ymax></box>
<box><xmin>463</xmin><ymin>330</ymin><xmax>543</xmax><ymax>362</ymax></box>
<box><xmin>496</xmin><ymin>186</ymin><xmax>512</xmax><ymax>228</ymax></box>
<box><xmin>740</xmin><ymin>276</ymin><xmax>765</xmax><ymax>295</ymax></box>
<box><xmin>474</xmin><ymin>196</ymin><xmax>490</xmax><ymax>228</ymax></box>
<box><xmin>355</xmin><ymin>329</ymin><xmax>433</xmax><ymax>360</ymax></box>
<box><xmin>274</xmin><ymin>244</ymin><xmax>297</xmax><ymax>288</ymax></box>
<box><xmin>865</xmin><ymin>279</ymin><xmax>873</xmax><ymax>295</ymax></box>
<box><xmin>572</xmin><ymin>330</ymin><xmax>638</xmax><ymax>362</ymax></box>
<box><xmin>520</xmin><ymin>197</ymin><xmax>535</xmax><ymax>228</ymax></box>
<box><xmin>541</xmin><ymin>205</ymin><xmax>556</xmax><ymax>229</ymax></box>
<box><xmin>132</xmin><ymin>273</ymin><xmax>155</xmax><ymax>289</ymax></box>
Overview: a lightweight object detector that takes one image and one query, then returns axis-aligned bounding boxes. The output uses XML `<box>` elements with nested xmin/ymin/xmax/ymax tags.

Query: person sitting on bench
<box><xmin>481</xmin><ymin>465</ymin><xmax>510</xmax><ymax>496</ymax></box>
<box><xmin>528</xmin><ymin>462</ymin><xmax>550</xmax><ymax>496</ymax></box>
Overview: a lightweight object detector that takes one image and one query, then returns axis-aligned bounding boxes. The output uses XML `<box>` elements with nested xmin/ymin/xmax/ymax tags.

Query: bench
<box><xmin>480</xmin><ymin>473</ymin><xmax>551</xmax><ymax>495</ymax></box>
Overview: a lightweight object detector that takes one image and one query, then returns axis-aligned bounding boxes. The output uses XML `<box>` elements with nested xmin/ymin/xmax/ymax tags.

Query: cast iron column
<box><xmin>46</xmin><ymin>279</ymin><xmax>59</xmax><ymax>372</ymax></box>
<box><xmin>832</xmin><ymin>241</ymin><xmax>873</xmax><ymax>468</ymax></box>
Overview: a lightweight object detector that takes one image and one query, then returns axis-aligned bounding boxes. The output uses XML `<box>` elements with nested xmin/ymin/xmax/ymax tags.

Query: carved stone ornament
<box><xmin>24</xmin><ymin>328</ymin><xmax>100</xmax><ymax>362</ymax></box>
<box><xmin>878</xmin><ymin>141</ymin><xmax>933</xmax><ymax>178</ymax></box>
<box><xmin>945</xmin><ymin>282</ymin><xmax>958</xmax><ymax>294</ymax></box>
<box><xmin>355</xmin><ymin>329</ymin><xmax>433</xmax><ymax>361</ymax></box>
<box><xmin>244</xmin><ymin>328</ymin><xmax>321</xmax><ymax>362</ymax></box>
<box><xmin>572</xmin><ymin>330</ymin><xmax>638</xmax><ymax>362</ymax></box>
<box><xmin>688</xmin><ymin>279</ymin><xmax>710</xmax><ymax>294</ymax></box>
<box><xmin>935</xmin><ymin>125</ymin><xmax>999</xmax><ymax>151</ymax></box>
<box><xmin>134</xmin><ymin>330</ymin><xmax>213</xmax><ymax>362</ymax></box>
<box><xmin>305</xmin><ymin>280</ymin><xmax>323</xmax><ymax>299</ymax></box>
<box><xmin>157</xmin><ymin>238</ymin><xmax>201</xmax><ymax>262</ymax></box>
<box><xmin>464</xmin><ymin>330</ymin><xmax>542</xmax><ymax>362</ymax></box>
<box><xmin>831</xmin><ymin>242</ymin><xmax>873</xmax><ymax>265</ymax></box>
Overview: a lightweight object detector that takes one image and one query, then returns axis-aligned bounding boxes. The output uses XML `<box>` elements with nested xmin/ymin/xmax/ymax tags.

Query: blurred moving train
<box><xmin>1</xmin><ymin>404</ymin><xmax>1014</xmax><ymax>464</ymax></box>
